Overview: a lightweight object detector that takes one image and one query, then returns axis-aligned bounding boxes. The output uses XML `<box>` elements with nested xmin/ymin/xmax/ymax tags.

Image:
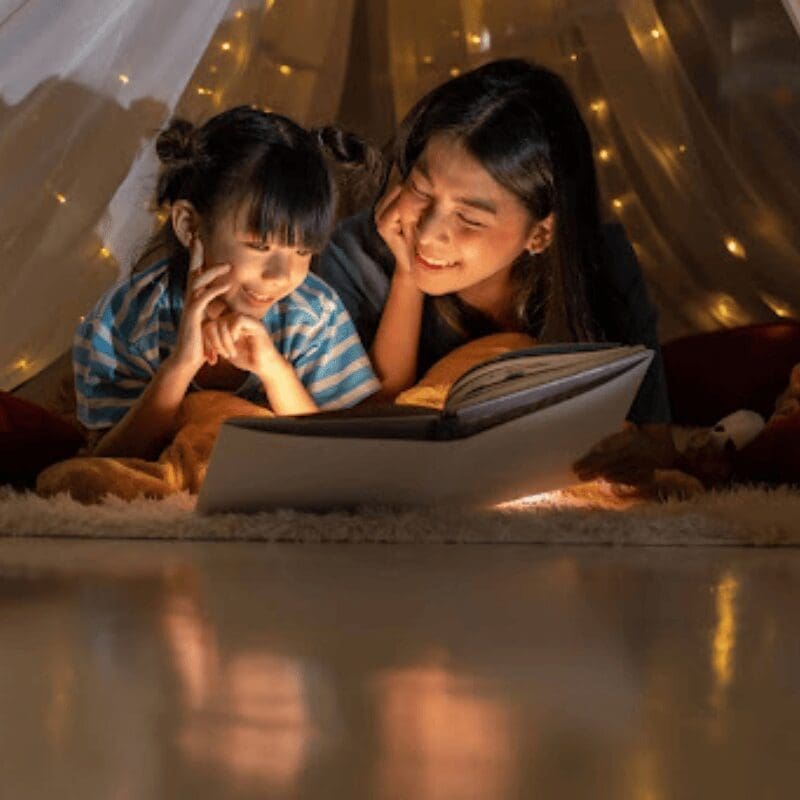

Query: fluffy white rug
<box><xmin>1</xmin><ymin>484</ymin><xmax>799</xmax><ymax>545</ymax></box>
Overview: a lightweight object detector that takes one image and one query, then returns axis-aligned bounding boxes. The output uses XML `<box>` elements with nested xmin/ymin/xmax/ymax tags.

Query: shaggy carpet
<box><xmin>1</xmin><ymin>484</ymin><xmax>799</xmax><ymax>545</ymax></box>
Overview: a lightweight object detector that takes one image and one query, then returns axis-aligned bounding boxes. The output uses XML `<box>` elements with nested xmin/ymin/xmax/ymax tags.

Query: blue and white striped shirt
<box><xmin>74</xmin><ymin>259</ymin><xmax>380</xmax><ymax>429</ymax></box>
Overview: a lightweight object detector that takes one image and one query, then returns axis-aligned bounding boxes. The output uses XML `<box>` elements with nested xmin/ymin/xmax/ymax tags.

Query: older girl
<box><xmin>317</xmin><ymin>59</ymin><xmax>674</xmax><ymax>485</ymax></box>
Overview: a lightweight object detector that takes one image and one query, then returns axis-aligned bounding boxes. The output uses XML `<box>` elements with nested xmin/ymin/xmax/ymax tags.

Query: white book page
<box><xmin>445</xmin><ymin>345</ymin><xmax>645</xmax><ymax>411</ymax></box>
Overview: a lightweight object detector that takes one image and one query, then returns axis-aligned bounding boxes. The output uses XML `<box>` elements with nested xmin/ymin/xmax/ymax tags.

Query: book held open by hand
<box><xmin>197</xmin><ymin>344</ymin><xmax>654</xmax><ymax>513</ymax></box>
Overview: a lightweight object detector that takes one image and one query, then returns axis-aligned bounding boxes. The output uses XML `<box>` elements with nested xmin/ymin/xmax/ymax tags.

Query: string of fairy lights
<box><xmin>11</xmin><ymin>1</ymin><xmax>797</xmax><ymax>381</ymax></box>
<box><xmin>566</xmin><ymin>15</ymin><xmax>796</xmax><ymax>327</ymax></box>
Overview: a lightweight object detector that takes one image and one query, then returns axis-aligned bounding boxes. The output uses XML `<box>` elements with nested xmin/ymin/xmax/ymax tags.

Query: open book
<box><xmin>197</xmin><ymin>344</ymin><xmax>654</xmax><ymax>513</ymax></box>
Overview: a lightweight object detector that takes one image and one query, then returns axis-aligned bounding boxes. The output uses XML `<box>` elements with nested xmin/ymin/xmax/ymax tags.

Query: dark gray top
<box><xmin>315</xmin><ymin>210</ymin><xmax>670</xmax><ymax>424</ymax></box>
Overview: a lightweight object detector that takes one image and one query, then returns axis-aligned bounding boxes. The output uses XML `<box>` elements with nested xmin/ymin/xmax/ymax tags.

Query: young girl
<box><xmin>317</xmin><ymin>59</ymin><xmax>675</xmax><ymax>486</ymax></box>
<box><xmin>75</xmin><ymin>106</ymin><xmax>379</xmax><ymax>459</ymax></box>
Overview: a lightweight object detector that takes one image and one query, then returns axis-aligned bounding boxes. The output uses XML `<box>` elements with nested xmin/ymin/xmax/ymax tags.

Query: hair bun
<box><xmin>156</xmin><ymin>118</ymin><xmax>201</xmax><ymax>166</ymax></box>
<box><xmin>313</xmin><ymin>125</ymin><xmax>369</xmax><ymax>166</ymax></box>
<box><xmin>312</xmin><ymin>125</ymin><xmax>387</xmax><ymax>220</ymax></box>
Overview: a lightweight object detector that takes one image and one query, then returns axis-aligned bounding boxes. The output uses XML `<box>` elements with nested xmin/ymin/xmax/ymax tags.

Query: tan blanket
<box><xmin>37</xmin><ymin>391</ymin><xmax>272</xmax><ymax>503</ymax></box>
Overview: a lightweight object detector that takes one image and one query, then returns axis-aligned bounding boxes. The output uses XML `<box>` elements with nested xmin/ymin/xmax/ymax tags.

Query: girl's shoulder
<box><xmin>280</xmin><ymin>271</ymin><xmax>350</xmax><ymax>324</ymax></box>
<box><xmin>84</xmin><ymin>258</ymin><xmax>175</xmax><ymax>332</ymax></box>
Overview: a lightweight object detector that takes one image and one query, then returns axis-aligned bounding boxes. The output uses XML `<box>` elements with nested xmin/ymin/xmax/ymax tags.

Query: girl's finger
<box><xmin>204</xmin><ymin>322</ymin><xmax>228</xmax><ymax>361</ymax></box>
<box><xmin>374</xmin><ymin>183</ymin><xmax>403</xmax><ymax>225</ymax></box>
<box><xmin>202</xmin><ymin>328</ymin><xmax>218</xmax><ymax>365</ymax></box>
<box><xmin>192</xmin><ymin>263</ymin><xmax>231</xmax><ymax>292</ymax></box>
<box><xmin>219</xmin><ymin>318</ymin><xmax>238</xmax><ymax>358</ymax></box>
<box><xmin>188</xmin><ymin>236</ymin><xmax>205</xmax><ymax>276</ymax></box>
<box><xmin>229</xmin><ymin>314</ymin><xmax>262</xmax><ymax>342</ymax></box>
<box><xmin>205</xmin><ymin>298</ymin><xmax>228</xmax><ymax>321</ymax></box>
<box><xmin>189</xmin><ymin>279</ymin><xmax>233</xmax><ymax>316</ymax></box>
<box><xmin>203</xmin><ymin>339</ymin><xmax>218</xmax><ymax>366</ymax></box>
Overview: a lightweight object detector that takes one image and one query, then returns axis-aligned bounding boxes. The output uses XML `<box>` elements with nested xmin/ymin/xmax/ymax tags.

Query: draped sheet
<box><xmin>2</xmin><ymin>0</ymin><xmax>799</xmax><ymax>391</ymax></box>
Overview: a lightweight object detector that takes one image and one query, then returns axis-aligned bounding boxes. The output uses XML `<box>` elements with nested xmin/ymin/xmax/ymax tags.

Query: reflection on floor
<box><xmin>1</xmin><ymin>539</ymin><xmax>799</xmax><ymax>799</ymax></box>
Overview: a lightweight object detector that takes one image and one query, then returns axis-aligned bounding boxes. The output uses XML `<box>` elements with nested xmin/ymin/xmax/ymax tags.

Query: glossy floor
<box><xmin>1</xmin><ymin>538</ymin><xmax>799</xmax><ymax>799</ymax></box>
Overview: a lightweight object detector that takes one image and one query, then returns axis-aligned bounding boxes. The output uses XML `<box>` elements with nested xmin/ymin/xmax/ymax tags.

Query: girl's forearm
<box><xmin>92</xmin><ymin>356</ymin><xmax>198</xmax><ymax>459</ymax></box>
<box><xmin>259</xmin><ymin>358</ymin><xmax>318</xmax><ymax>416</ymax></box>
<box><xmin>370</xmin><ymin>272</ymin><xmax>424</xmax><ymax>398</ymax></box>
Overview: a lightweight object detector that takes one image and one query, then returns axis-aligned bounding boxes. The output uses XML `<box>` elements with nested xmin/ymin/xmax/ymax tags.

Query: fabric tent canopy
<box><xmin>2</xmin><ymin>0</ymin><xmax>799</xmax><ymax>391</ymax></box>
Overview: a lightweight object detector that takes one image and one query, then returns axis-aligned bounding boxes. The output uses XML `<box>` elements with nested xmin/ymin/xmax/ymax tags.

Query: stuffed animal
<box><xmin>671</xmin><ymin>409</ymin><xmax>765</xmax><ymax>489</ymax></box>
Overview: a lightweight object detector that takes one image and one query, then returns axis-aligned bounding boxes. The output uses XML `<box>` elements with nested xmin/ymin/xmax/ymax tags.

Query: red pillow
<box><xmin>662</xmin><ymin>322</ymin><xmax>800</xmax><ymax>426</ymax></box>
<box><xmin>734</xmin><ymin>409</ymin><xmax>800</xmax><ymax>485</ymax></box>
<box><xmin>0</xmin><ymin>391</ymin><xmax>85</xmax><ymax>487</ymax></box>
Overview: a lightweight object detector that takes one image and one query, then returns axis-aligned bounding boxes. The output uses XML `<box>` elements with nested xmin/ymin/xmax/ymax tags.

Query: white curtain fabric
<box><xmin>1</xmin><ymin>0</ymin><xmax>354</xmax><ymax>390</ymax></box>
<box><xmin>373</xmin><ymin>0</ymin><xmax>800</xmax><ymax>339</ymax></box>
<box><xmin>783</xmin><ymin>0</ymin><xmax>800</xmax><ymax>36</ymax></box>
<box><xmin>2</xmin><ymin>0</ymin><xmax>799</xmax><ymax>390</ymax></box>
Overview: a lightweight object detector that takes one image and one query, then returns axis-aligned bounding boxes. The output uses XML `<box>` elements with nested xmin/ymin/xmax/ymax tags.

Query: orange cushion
<box><xmin>0</xmin><ymin>391</ymin><xmax>85</xmax><ymax>487</ymax></box>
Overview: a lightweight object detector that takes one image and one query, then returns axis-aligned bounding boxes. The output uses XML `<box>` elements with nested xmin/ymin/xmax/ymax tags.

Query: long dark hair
<box><xmin>394</xmin><ymin>59</ymin><xmax>602</xmax><ymax>342</ymax></box>
<box><xmin>135</xmin><ymin>106</ymin><xmax>337</xmax><ymax>275</ymax></box>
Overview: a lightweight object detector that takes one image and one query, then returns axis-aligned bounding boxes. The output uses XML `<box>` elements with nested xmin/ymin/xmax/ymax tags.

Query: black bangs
<box><xmin>236</xmin><ymin>144</ymin><xmax>336</xmax><ymax>252</ymax></box>
<box><xmin>465</xmin><ymin>98</ymin><xmax>556</xmax><ymax>220</ymax></box>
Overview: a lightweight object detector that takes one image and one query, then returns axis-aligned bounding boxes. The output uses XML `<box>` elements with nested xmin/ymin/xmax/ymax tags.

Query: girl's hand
<box><xmin>174</xmin><ymin>236</ymin><xmax>232</xmax><ymax>371</ymax></box>
<box><xmin>202</xmin><ymin>311</ymin><xmax>282</xmax><ymax>378</ymax></box>
<box><xmin>374</xmin><ymin>176</ymin><xmax>413</xmax><ymax>275</ymax></box>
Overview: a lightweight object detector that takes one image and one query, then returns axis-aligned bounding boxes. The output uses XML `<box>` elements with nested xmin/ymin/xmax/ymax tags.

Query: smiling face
<box><xmin>201</xmin><ymin>203</ymin><xmax>313</xmax><ymax>317</ymax></box>
<box><xmin>395</xmin><ymin>134</ymin><xmax>542</xmax><ymax>305</ymax></box>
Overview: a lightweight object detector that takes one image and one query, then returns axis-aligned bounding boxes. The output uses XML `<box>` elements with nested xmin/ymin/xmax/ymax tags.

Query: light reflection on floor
<box><xmin>1</xmin><ymin>539</ymin><xmax>800</xmax><ymax>799</ymax></box>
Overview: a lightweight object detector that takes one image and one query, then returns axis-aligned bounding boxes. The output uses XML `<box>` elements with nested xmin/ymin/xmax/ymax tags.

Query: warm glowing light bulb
<box><xmin>14</xmin><ymin>358</ymin><xmax>30</xmax><ymax>370</ymax></box>
<box><xmin>449</xmin><ymin>67</ymin><xmax>461</xmax><ymax>77</ymax></box>
<box><xmin>79</xmin><ymin>315</ymin><xmax>86</xmax><ymax>323</ymax></box>
<box><xmin>234</xmin><ymin>10</ymin><xmax>244</xmax><ymax>19</ymax></box>
<box><xmin>221</xmin><ymin>41</ymin><xmax>231</xmax><ymax>51</ymax></box>
<box><xmin>118</xmin><ymin>73</ymin><xmax>130</xmax><ymax>84</ymax></box>
<box><xmin>650</xmin><ymin>28</ymin><xmax>662</xmax><ymax>39</ymax></box>
<box><xmin>55</xmin><ymin>192</ymin><xmax>67</xmax><ymax>204</ymax></box>
<box><xmin>678</xmin><ymin>143</ymin><xmax>687</xmax><ymax>153</ymax></box>
<box><xmin>278</xmin><ymin>64</ymin><xmax>293</xmax><ymax>76</ymax></box>
<box><xmin>710</xmin><ymin>294</ymin><xmax>748</xmax><ymax>325</ymax></box>
<box><xmin>570</xmin><ymin>52</ymin><xmax>578</xmax><ymax>62</ymax></box>
<box><xmin>196</xmin><ymin>86</ymin><xmax>212</xmax><ymax>95</ymax></box>
<box><xmin>99</xmin><ymin>247</ymin><xmax>111</xmax><ymax>259</ymax></box>
<box><xmin>590</xmin><ymin>99</ymin><xmax>607</xmax><ymax>113</ymax></box>
<box><xmin>724</xmin><ymin>237</ymin><xmax>747</xmax><ymax>259</ymax></box>
<box><xmin>468</xmin><ymin>33</ymin><xmax>481</xmax><ymax>45</ymax></box>
<box><xmin>612</xmin><ymin>198</ymin><xmax>624</xmax><ymax>210</ymax></box>
<box><xmin>760</xmin><ymin>292</ymin><xmax>794</xmax><ymax>319</ymax></box>
<box><xmin>598</xmin><ymin>148</ymin><xmax>612</xmax><ymax>162</ymax></box>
